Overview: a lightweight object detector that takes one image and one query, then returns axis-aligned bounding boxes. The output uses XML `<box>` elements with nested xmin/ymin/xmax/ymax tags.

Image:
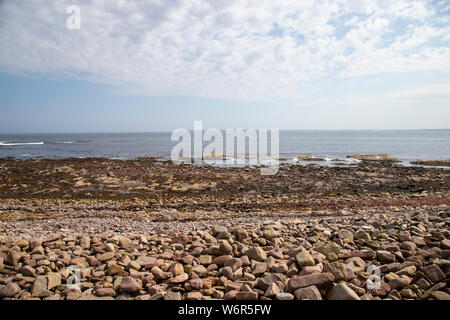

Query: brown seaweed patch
<box><xmin>410</xmin><ymin>160</ymin><xmax>450</xmax><ymax>166</ymax></box>
<box><xmin>347</xmin><ymin>153</ymin><xmax>399</xmax><ymax>161</ymax></box>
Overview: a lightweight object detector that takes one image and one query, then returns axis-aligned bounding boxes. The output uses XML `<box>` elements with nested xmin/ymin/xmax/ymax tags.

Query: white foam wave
<box><xmin>0</xmin><ymin>142</ymin><xmax>44</xmax><ymax>146</ymax></box>
<box><xmin>345</xmin><ymin>157</ymin><xmax>362</xmax><ymax>164</ymax></box>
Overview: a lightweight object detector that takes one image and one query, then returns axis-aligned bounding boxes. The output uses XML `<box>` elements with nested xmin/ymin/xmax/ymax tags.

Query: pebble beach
<box><xmin>0</xmin><ymin>157</ymin><xmax>449</xmax><ymax>300</ymax></box>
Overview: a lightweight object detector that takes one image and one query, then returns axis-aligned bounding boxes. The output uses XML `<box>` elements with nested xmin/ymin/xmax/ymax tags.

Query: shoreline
<box><xmin>1</xmin><ymin>155</ymin><xmax>450</xmax><ymax>167</ymax></box>
<box><xmin>0</xmin><ymin>157</ymin><xmax>448</xmax><ymax>218</ymax></box>
<box><xmin>0</xmin><ymin>157</ymin><xmax>449</xmax><ymax>300</ymax></box>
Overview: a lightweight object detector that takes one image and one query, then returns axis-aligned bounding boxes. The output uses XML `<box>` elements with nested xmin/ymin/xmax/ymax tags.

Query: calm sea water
<box><xmin>0</xmin><ymin>130</ymin><xmax>449</xmax><ymax>162</ymax></box>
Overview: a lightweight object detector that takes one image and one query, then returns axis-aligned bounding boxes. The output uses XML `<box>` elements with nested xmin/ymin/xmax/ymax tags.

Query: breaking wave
<box><xmin>0</xmin><ymin>141</ymin><xmax>45</xmax><ymax>146</ymax></box>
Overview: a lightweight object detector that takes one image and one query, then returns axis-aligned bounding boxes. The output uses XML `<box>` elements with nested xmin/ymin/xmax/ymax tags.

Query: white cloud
<box><xmin>0</xmin><ymin>0</ymin><xmax>448</xmax><ymax>100</ymax></box>
<box><xmin>307</xmin><ymin>83</ymin><xmax>450</xmax><ymax>107</ymax></box>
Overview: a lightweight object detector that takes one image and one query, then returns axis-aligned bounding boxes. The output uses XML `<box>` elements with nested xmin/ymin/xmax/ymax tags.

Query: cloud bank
<box><xmin>0</xmin><ymin>0</ymin><xmax>449</xmax><ymax>100</ymax></box>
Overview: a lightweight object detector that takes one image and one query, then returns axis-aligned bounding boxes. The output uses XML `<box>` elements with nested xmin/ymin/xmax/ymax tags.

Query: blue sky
<box><xmin>0</xmin><ymin>0</ymin><xmax>449</xmax><ymax>133</ymax></box>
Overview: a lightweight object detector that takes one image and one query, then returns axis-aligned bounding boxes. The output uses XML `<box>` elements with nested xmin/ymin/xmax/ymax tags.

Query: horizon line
<box><xmin>1</xmin><ymin>128</ymin><xmax>450</xmax><ymax>135</ymax></box>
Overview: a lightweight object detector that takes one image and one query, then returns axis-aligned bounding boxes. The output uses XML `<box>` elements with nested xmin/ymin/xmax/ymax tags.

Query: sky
<box><xmin>0</xmin><ymin>0</ymin><xmax>449</xmax><ymax>133</ymax></box>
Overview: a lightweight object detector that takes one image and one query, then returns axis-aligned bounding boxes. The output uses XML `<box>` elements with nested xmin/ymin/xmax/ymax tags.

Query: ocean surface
<box><xmin>0</xmin><ymin>130</ymin><xmax>449</xmax><ymax>165</ymax></box>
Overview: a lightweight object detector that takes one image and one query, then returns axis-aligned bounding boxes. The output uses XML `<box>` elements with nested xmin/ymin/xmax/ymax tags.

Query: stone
<box><xmin>323</xmin><ymin>262</ymin><xmax>355</xmax><ymax>281</ymax></box>
<box><xmin>108</xmin><ymin>263</ymin><xmax>124</xmax><ymax>275</ymax></box>
<box><xmin>187</xmin><ymin>292</ymin><xmax>203</xmax><ymax>300</ymax></box>
<box><xmin>164</xmin><ymin>291</ymin><xmax>182</xmax><ymax>300</ymax></box>
<box><xmin>276</xmin><ymin>292</ymin><xmax>294</xmax><ymax>300</ymax></box>
<box><xmin>272</xmin><ymin>263</ymin><xmax>288</xmax><ymax>274</ymax></box>
<box><xmin>327</xmin><ymin>283</ymin><xmax>360</xmax><ymax>300</ymax></box>
<box><xmin>287</xmin><ymin>264</ymin><xmax>299</xmax><ymax>277</ymax></box>
<box><xmin>294</xmin><ymin>285</ymin><xmax>322</xmax><ymax>300</ymax></box>
<box><xmin>70</xmin><ymin>257</ymin><xmax>86</xmax><ymax>265</ymax></box>
<box><xmin>287</xmin><ymin>273</ymin><xmax>334</xmax><ymax>291</ymax></box>
<box><xmin>169</xmin><ymin>262</ymin><xmax>185</xmax><ymax>276</ymax></box>
<box><xmin>415</xmin><ymin>278</ymin><xmax>430</xmax><ymax>290</ymax></box>
<box><xmin>65</xmin><ymin>288</ymin><xmax>82</xmax><ymax>300</ymax></box>
<box><xmin>245</xmin><ymin>247</ymin><xmax>267</xmax><ymax>261</ymax></box>
<box><xmin>376</xmin><ymin>250</ymin><xmax>396</xmax><ymax>263</ymax></box>
<box><xmin>149</xmin><ymin>292</ymin><xmax>166</xmax><ymax>300</ymax></box>
<box><xmin>387</xmin><ymin>289</ymin><xmax>402</xmax><ymax>300</ymax></box>
<box><xmin>337</xmin><ymin>230</ymin><xmax>354</xmax><ymax>242</ymax></box>
<box><xmin>166</xmin><ymin>273</ymin><xmax>189</xmax><ymax>284</ymax></box>
<box><xmin>118</xmin><ymin>236</ymin><xmax>132</xmax><ymax>247</ymax></box>
<box><xmin>388</xmin><ymin>278</ymin><xmax>409</xmax><ymax>290</ymax></box>
<box><xmin>219</xmin><ymin>240</ymin><xmax>233</xmax><ymax>254</ymax></box>
<box><xmin>136</xmin><ymin>256</ymin><xmax>157</xmax><ymax>268</ymax></box>
<box><xmin>398</xmin><ymin>231</ymin><xmax>411</xmax><ymax>242</ymax></box>
<box><xmin>296</xmin><ymin>251</ymin><xmax>315</xmax><ymax>267</ymax></box>
<box><xmin>151</xmin><ymin>266</ymin><xmax>171</xmax><ymax>280</ymax></box>
<box><xmin>235</xmin><ymin>229</ymin><xmax>249</xmax><ymax>241</ymax></box>
<box><xmin>355</xmin><ymin>229</ymin><xmax>371</xmax><ymax>241</ymax></box>
<box><xmin>399</xmin><ymin>288</ymin><xmax>417</xmax><ymax>299</ymax></box>
<box><xmin>224</xmin><ymin>290</ymin><xmax>239</xmax><ymax>300</ymax></box>
<box><xmin>139</xmin><ymin>235</ymin><xmax>148</xmax><ymax>244</ymax></box>
<box><xmin>431</xmin><ymin>291</ymin><xmax>450</xmax><ymax>300</ymax></box>
<box><xmin>32</xmin><ymin>276</ymin><xmax>48</xmax><ymax>297</ymax></box>
<box><xmin>345</xmin><ymin>257</ymin><xmax>366</xmax><ymax>273</ymax></box>
<box><xmin>15</xmin><ymin>239</ymin><xmax>29</xmax><ymax>248</ymax></box>
<box><xmin>190</xmin><ymin>265</ymin><xmax>208</xmax><ymax>276</ymax></box>
<box><xmin>423</xmin><ymin>264</ymin><xmax>445</xmax><ymax>283</ymax></box>
<box><xmin>236</xmin><ymin>291</ymin><xmax>258</xmax><ymax>300</ymax></box>
<box><xmin>400</xmin><ymin>241</ymin><xmax>417</xmax><ymax>252</ymax></box>
<box><xmin>29</xmin><ymin>240</ymin><xmax>42</xmax><ymax>251</ymax></box>
<box><xmin>221</xmin><ymin>266</ymin><xmax>233</xmax><ymax>279</ymax></box>
<box><xmin>441</xmin><ymin>239</ymin><xmax>450</xmax><ymax>249</ymax></box>
<box><xmin>6</xmin><ymin>251</ymin><xmax>20</xmax><ymax>266</ymax></box>
<box><xmin>120</xmin><ymin>276</ymin><xmax>142</xmax><ymax>294</ymax></box>
<box><xmin>189</xmin><ymin>278</ymin><xmax>203</xmax><ymax>290</ymax></box>
<box><xmin>263</xmin><ymin>229</ymin><xmax>279</xmax><ymax>240</ymax></box>
<box><xmin>252</xmin><ymin>262</ymin><xmax>267</xmax><ymax>275</ymax></box>
<box><xmin>211</xmin><ymin>255</ymin><xmax>232</xmax><ymax>267</ymax></box>
<box><xmin>128</xmin><ymin>261</ymin><xmax>141</xmax><ymax>271</ymax></box>
<box><xmin>212</xmin><ymin>225</ymin><xmax>228</xmax><ymax>235</ymax></box>
<box><xmin>314</xmin><ymin>243</ymin><xmax>341</xmax><ymax>256</ymax></box>
<box><xmin>199</xmin><ymin>255</ymin><xmax>212</xmax><ymax>265</ymax></box>
<box><xmin>148</xmin><ymin>284</ymin><xmax>167</xmax><ymax>295</ymax></box>
<box><xmin>47</xmin><ymin>273</ymin><xmax>61</xmax><ymax>290</ymax></box>
<box><xmin>44</xmin><ymin>294</ymin><xmax>62</xmax><ymax>300</ymax></box>
<box><xmin>95</xmin><ymin>288</ymin><xmax>116</xmax><ymax>297</ymax></box>
<box><xmin>21</xmin><ymin>265</ymin><xmax>36</xmax><ymax>277</ymax></box>
<box><xmin>97</xmin><ymin>251</ymin><xmax>115</xmax><ymax>262</ymax></box>
<box><xmin>80</xmin><ymin>236</ymin><xmax>91</xmax><ymax>249</ymax></box>
<box><xmin>264</xmin><ymin>283</ymin><xmax>280</xmax><ymax>297</ymax></box>
<box><xmin>105</xmin><ymin>243</ymin><xmax>115</xmax><ymax>252</ymax></box>
<box><xmin>224</xmin><ymin>258</ymin><xmax>242</xmax><ymax>271</ymax></box>
<box><xmin>299</xmin><ymin>263</ymin><xmax>323</xmax><ymax>275</ymax></box>
<box><xmin>396</xmin><ymin>265</ymin><xmax>416</xmax><ymax>276</ymax></box>
<box><xmin>0</xmin><ymin>282</ymin><xmax>21</xmax><ymax>298</ymax></box>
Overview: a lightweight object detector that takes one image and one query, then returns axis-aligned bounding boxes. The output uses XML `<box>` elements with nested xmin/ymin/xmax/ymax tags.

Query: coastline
<box><xmin>0</xmin><ymin>157</ymin><xmax>448</xmax><ymax>219</ymax></box>
<box><xmin>0</xmin><ymin>158</ymin><xmax>449</xmax><ymax>300</ymax></box>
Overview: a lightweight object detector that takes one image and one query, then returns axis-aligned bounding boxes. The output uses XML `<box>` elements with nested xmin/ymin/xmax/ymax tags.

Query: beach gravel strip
<box><xmin>0</xmin><ymin>209</ymin><xmax>448</xmax><ymax>300</ymax></box>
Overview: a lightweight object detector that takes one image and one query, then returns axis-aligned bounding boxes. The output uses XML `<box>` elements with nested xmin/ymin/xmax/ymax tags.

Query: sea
<box><xmin>0</xmin><ymin>130</ymin><xmax>449</xmax><ymax>166</ymax></box>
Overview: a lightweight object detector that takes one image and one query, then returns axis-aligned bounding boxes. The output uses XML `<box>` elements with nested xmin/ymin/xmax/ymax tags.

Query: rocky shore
<box><xmin>0</xmin><ymin>158</ymin><xmax>449</xmax><ymax>300</ymax></box>
<box><xmin>0</xmin><ymin>209</ymin><xmax>449</xmax><ymax>300</ymax></box>
<box><xmin>0</xmin><ymin>157</ymin><xmax>448</xmax><ymax>221</ymax></box>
